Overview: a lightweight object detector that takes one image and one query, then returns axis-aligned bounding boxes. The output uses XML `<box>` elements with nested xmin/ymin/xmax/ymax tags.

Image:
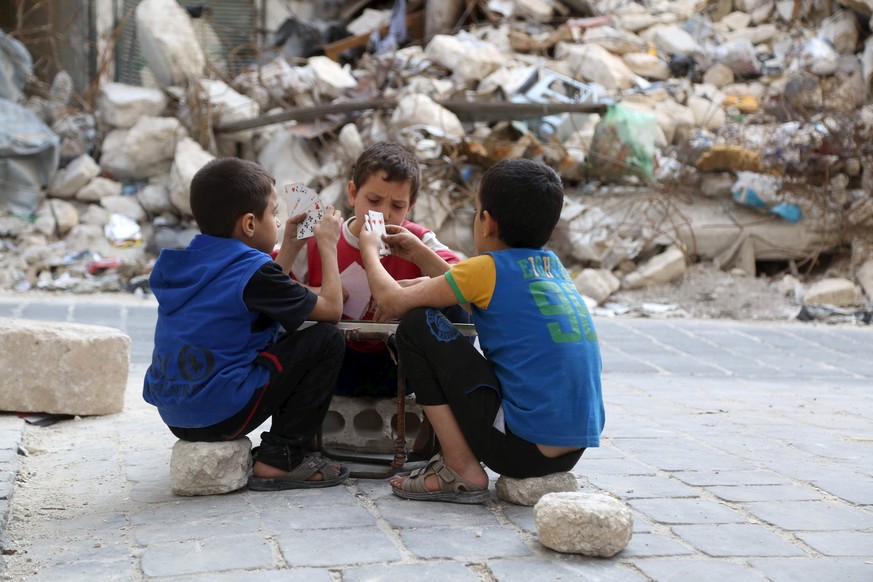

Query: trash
<box><xmin>588</xmin><ymin>104</ymin><xmax>658</xmax><ymax>181</ymax></box>
<box><xmin>0</xmin><ymin>100</ymin><xmax>61</xmax><ymax>215</ymax></box>
<box><xmin>104</xmin><ymin>214</ymin><xmax>142</xmax><ymax>247</ymax></box>
<box><xmin>731</xmin><ymin>171</ymin><xmax>802</xmax><ymax>222</ymax></box>
<box><xmin>87</xmin><ymin>256</ymin><xmax>122</xmax><ymax>275</ymax></box>
<box><xmin>0</xmin><ymin>30</ymin><xmax>32</xmax><ymax>101</ymax></box>
<box><xmin>796</xmin><ymin>304</ymin><xmax>873</xmax><ymax>325</ymax></box>
<box><xmin>510</xmin><ymin>67</ymin><xmax>603</xmax><ymax>142</ymax></box>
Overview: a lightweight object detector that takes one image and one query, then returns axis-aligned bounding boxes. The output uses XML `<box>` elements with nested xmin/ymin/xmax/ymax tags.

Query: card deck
<box><xmin>363</xmin><ymin>210</ymin><xmax>391</xmax><ymax>256</ymax></box>
<box><xmin>282</xmin><ymin>183</ymin><xmax>325</xmax><ymax>239</ymax></box>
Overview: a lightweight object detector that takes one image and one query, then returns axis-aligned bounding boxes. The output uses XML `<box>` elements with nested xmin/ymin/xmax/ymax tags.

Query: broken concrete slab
<box><xmin>557</xmin><ymin>42</ymin><xmax>636</xmax><ymax>90</ymax></box>
<box><xmin>0</xmin><ymin>318</ymin><xmax>129</xmax><ymax>415</ymax></box>
<box><xmin>534</xmin><ymin>492</ymin><xmax>633</xmax><ymax>557</ymax></box>
<box><xmin>574</xmin><ymin>268</ymin><xmax>621</xmax><ymax>305</ymax></box>
<box><xmin>623</xmin><ymin>246</ymin><xmax>687</xmax><ymax>289</ymax></box>
<box><xmin>858</xmin><ymin>260</ymin><xmax>873</xmax><ymax>300</ymax></box>
<box><xmin>76</xmin><ymin>176</ymin><xmax>122</xmax><ymax>203</ymax></box>
<box><xmin>308</xmin><ymin>55</ymin><xmax>357</xmax><ymax>99</ymax></box>
<box><xmin>425</xmin><ymin>32</ymin><xmax>506</xmax><ymax>86</ymax></box>
<box><xmin>390</xmin><ymin>93</ymin><xmax>465</xmax><ymax>138</ymax></box>
<box><xmin>34</xmin><ymin>199</ymin><xmax>78</xmax><ymax>237</ymax></box>
<box><xmin>805</xmin><ymin>278</ymin><xmax>861</xmax><ymax>306</ymax></box>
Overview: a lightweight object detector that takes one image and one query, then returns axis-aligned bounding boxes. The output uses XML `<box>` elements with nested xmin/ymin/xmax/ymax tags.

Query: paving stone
<box><xmin>672</xmin><ymin>524</ymin><xmax>805</xmax><ymax>557</ymax></box>
<box><xmin>19</xmin><ymin>303</ymin><xmax>69</xmax><ymax>321</ymax></box>
<box><xmin>672</xmin><ymin>469</ymin><xmax>791</xmax><ymax>487</ymax></box>
<box><xmin>706</xmin><ymin>484</ymin><xmax>822</xmax><ymax>502</ymax></box>
<box><xmin>636</xmin><ymin>558</ymin><xmax>768</xmax><ymax>581</ymax></box>
<box><xmin>401</xmin><ymin>526</ymin><xmax>531</xmax><ymax>560</ymax></box>
<box><xmin>26</xmin><ymin>558</ymin><xmax>137</xmax><ymax>581</ymax></box>
<box><xmin>140</xmin><ymin>534</ymin><xmax>276</xmax><ymax>577</ymax></box>
<box><xmin>167</xmin><ymin>569</ymin><xmax>333</xmax><ymax>582</ymax></box>
<box><xmin>375</xmin><ymin>496</ymin><xmax>499</xmax><ymax>528</ymax></box>
<box><xmin>808</xmin><ymin>473</ymin><xmax>873</xmax><ymax>504</ymax></box>
<box><xmin>342</xmin><ymin>563</ymin><xmax>480</xmax><ymax>582</ymax></box>
<box><xmin>743</xmin><ymin>501</ymin><xmax>873</xmax><ymax>531</ymax></box>
<box><xmin>276</xmin><ymin>526</ymin><xmax>402</xmax><ymax>567</ymax></box>
<box><xmin>575</xmin><ymin>456</ymin><xmax>657</xmax><ymax>477</ymax></box>
<box><xmin>487</xmin><ymin>557</ymin><xmax>647</xmax><ymax>582</ymax></box>
<box><xmin>795</xmin><ymin>531</ymin><xmax>873</xmax><ymax>556</ymax></box>
<box><xmin>586</xmin><ymin>474</ymin><xmax>699</xmax><ymax>499</ymax></box>
<box><xmin>260</xmin><ymin>502</ymin><xmax>376</xmax><ymax>530</ymax></box>
<box><xmin>133</xmin><ymin>511</ymin><xmax>263</xmax><ymax>544</ymax></box>
<box><xmin>619</xmin><ymin>533</ymin><xmax>694</xmax><ymax>557</ymax></box>
<box><xmin>628</xmin><ymin>499</ymin><xmax>746</xmax><ymax>525</ymax></box>
<box><xmin>749</xmin><ymin>558</ymin><xmax>873</xmax><ymax>582</ymax></box>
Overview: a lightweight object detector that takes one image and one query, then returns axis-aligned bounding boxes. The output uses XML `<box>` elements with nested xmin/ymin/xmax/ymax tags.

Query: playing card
<box><xmin>364</xmin><ymin>210</ymin><xmax>391</xmax><ymax>256</ymax></box>
<box><xmin>283</xmin><ymin>183</ymin><xmax>316</xmax><ymax>217</ymax></box>
<box><xmin>339</xmin><ymin>262</ymin><xmax>371</xmax><ymax>320</ymax></box>
<box><xmin>296</xmin><ymin>196</ymin><xmax>325</xmax><ymax>239</ymax></box>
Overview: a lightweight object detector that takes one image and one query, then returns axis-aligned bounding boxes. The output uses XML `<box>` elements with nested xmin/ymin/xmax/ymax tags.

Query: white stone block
<box><xmin>390</xmin><ymin>94</ymin><xmax>464</xmax><ymax>138</ymax></box>
<box><xmin>49</xmin><ymin>154</ymin><xmax>100</xmax><ymax>199</ymax></box>
<box><xmin>100</xmin><ymin>194</ymin><xmax>147</xmax><ymax>223</ymax></box>
<box><xmin>98</xmin><ymin>82</ymin><xmax>167</xmax><ymax>128</ymax></box>
<box><xmin>135</xmin><ymin>0</ymin><xmax>205</xmax><ymax>87</ymax></box>
<box><xmin>651</xmin><ymin>25</ymin><xmax>699</xmax><ymax>56</ymax></box>
<box><xmin>623</xmin><ymin>246</ymin><xmax>687</xmax><ymax>289</ymax></box>
<box><xmin>805</xmin><ymin>278</ymin><xmax>860</xmax><ymax>307</ymax></box>
<box><xmin>170</xmin><ymin>438</ymin><xmax>252</xmax><ymax>496</ymax></box>
<box><xmin>623</xmin><ymin>53</ymin><xmax>670</xmax><ymax>81</ymax></box>
<box><xmin>307</xmin><ymin>56</ymin><xmax>357</xmax><ymax>99</ymax></box>
<box><xmin>574</xmin><ymin>269</ymin><xmax>620</xmax><ymax>305</ymax></box>
<box><xmin>496</xmin><ymin>472</ymin><xmax>578</xmax><ymax>506</ymax></box>
<box><xmin>100</xmin><ymin>116</ymin><xmax>186</xmax><ymax>179</ymax></box>
<box><xmin>0</xmin><ymin>318</ymin><xmax>130</xmax><ymax>416</ymax></box>
<box><xmin>168</xmin><ymin>137</ymin><xmax>214</xmax><ymax>217</ymax></box>
<box><xmin>425</xmin><ymin>33</ymin><xmax>506</xmax><ymax>85</ymax></box>
<box><xmin>34</xmin><ymin>199</ymin><xmax>79</xmax><ymax>237</ymax></box>
<box><xmin>76</xmin><ymin>177</ymin><xmax>122</xmax><ymax>203</ymax></box>
<box><xmin>557</xmin><ymin>42</ymin><xmax>636</xmax><ymax>91</ymax></box>
<box><xmin>258</xmin><ymin>131</ymin><xmax>320</xmax><ymax>192</ymax></box>
<box><xmin>534</xmin><ymin>492</ymin><xmax>633</xmax><ymax>557</ymax></box>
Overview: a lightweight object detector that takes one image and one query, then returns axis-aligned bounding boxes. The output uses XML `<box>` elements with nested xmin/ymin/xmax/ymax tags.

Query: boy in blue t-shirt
<box><xmin>143</xmin><ymin>157</ymin><xmax>349</xmax><ymax>491</ymax></box>
<box><xmin>359</xmin><ymin>158</ymin><xmax>605</xmax><ymax>504</ymax></box>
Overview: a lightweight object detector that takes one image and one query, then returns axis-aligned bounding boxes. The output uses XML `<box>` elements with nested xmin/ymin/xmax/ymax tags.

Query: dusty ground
<box><xmin>608</xmin><ymin>262</ymin><xmax>801</xmax><ymax>322</ymax></box>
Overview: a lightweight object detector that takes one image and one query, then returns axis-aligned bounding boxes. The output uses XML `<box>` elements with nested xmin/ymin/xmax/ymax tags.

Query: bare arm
<box><xmin>273</xmin><ymin>213</ymin><xmax>309</xmax><ymax>275</ymax></box>
<box><xmin>359</xmin><ymin>228</ymin><xmax>459</xmax><ymax>321</ymax></box>
<box><xmin>382</xmin><ymin>224</ymin><xmax>452</xmax><ymax>278</ymax></box>
<box><xmin>307</xmin><ymin>207</ymin><xmax>344</xmax><ymax>322</ymax></box>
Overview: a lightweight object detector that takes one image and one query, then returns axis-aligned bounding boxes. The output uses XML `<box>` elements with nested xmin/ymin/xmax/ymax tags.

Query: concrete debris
<box><xmin>496</xmin><ymin>472</ymin><xmax>578</xmax><ymax>506</ymax></box>
<box><xmin>534</xmin><ymin>492</ymin><xmax>633</xmax><ymax>557</ymax></box>
<box><xmin>805</xmin><ymin>277</ymin><xmax>861</xmax><ymax>307</ymax></box>
<box><xmin>0</xmin><ymin>0</ymin><xmax>870</xmax><ymax>321</ymax></box>
<box><xmin>169</xmin><ymin>438</ymin><xmax>252</xmax><ymax>496</ymax></box>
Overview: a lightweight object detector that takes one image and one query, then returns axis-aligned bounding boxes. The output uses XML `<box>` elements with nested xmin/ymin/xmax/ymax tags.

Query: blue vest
<box><xmin>143</xmin><ymin>235</ymin><xmax>276</xmax><ymax>428</ymax></box>
<box><xmin>473</xmin><ymin>249</ymin><xmax>604</xmax><ymax>447</ymax></box>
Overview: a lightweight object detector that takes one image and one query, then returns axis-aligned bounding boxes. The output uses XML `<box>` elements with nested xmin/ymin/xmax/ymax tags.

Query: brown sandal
<box><xmin>392</xmin><ymin>454</ymin><xmax>490</xmax><ymax>504</ymax></box>
<box><xmin>248</xmin><ymin>455</ymin><xmax>349</xmax><ymax>491</ymax></box>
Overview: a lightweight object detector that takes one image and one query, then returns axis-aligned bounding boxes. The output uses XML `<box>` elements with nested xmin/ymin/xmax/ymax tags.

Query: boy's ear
<box><xmin>482</xmin><ymin>210</ymin><xmax>498</xmax><ymax>239</ymax></box>
<box><xmin>347</xmin><ymin>180</ymin><xmax>357</xmax><ymax>207</ymax></box>
<box><xmin>238</xmin><ymin>212</ymin><xmax>256</xmax><ymax>238</ymax></box>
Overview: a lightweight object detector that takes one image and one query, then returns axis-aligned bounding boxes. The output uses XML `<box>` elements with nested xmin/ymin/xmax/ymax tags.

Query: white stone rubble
<box><xmin>534</xmin><ymin>492</ymin><xmax>633</xmax><ymax>557</ymax></box>
<box><xmin>170</xmin><ymin>438</ymin><xmax>252</xmax><ymax>496</ymax></box>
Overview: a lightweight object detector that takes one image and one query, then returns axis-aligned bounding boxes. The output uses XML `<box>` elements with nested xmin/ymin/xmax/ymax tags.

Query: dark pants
<box><xmin>335</xmin><ymin>304</ymin><xmax>471</xmax><ymax>398</ymax></box>
<box><xmin>396</xmin><ymin>307</ymin><xmax>584</xmax><ymax>479</ymax></box>
<box><xmin>169</xmin><ymin>322</ymin><xmax>345</xmax><ymax>471</ymax></box>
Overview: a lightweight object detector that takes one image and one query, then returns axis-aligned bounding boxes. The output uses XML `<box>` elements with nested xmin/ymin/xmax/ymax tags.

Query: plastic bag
<box><xmin>588</xmin><ymin>104</ymin><xmax>657</xmax><ymax>181</ymax></box>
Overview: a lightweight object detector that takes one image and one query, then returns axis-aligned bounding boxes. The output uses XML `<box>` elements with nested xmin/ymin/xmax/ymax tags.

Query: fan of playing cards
<box><xmin>283</xmin><ymin>183</ymin><xmax>325</xmax><ymax>239</ymax></box>
<box><xmin>363</xmin><ymin>210</ymin><xmax>391</xmax><ymax>257</ymax></box>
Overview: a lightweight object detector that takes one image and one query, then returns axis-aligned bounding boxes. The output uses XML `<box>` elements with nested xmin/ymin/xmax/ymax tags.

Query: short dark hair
<box><xmin>351</xmin><ymin>142</ymin><xmax>421</xmax><ymax>203</ymax></box>
<box><xmin>189</xmin><ymin>158</ymin><xmax>275</xmax><ymax>237</ymax></box>
<box><xmin>478</xmin><ymin>159</ymin><xmax>564</xmax><ymax>249</ymax></box>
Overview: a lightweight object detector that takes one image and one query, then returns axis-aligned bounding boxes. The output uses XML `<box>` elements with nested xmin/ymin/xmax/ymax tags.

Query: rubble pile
<box><xmin>1</xmin><ymin>0</ymin><xmax>872</xmax><ymax>322</ymax></box>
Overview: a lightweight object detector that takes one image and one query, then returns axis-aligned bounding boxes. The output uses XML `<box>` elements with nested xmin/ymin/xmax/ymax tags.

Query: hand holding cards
<box><xmin>363</xmin><ymin>210</ymin><xmax>391</xmax><ymax>257</ymax></box>
<box><xmin>283</xmin><ymin>183</ymin><xmax>325</xmax><ymax>239</ymax></box>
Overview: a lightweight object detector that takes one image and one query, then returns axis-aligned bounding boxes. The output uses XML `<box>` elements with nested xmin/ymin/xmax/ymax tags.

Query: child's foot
<box><xmin>248</xmin><ymin>456</ymin><xmax>349</xmax><ymax>491</ymax></box>
<box><xmin>389</xmin><ymin>454</ymin><xmax>489</xmax><ymax>504</ymax></box>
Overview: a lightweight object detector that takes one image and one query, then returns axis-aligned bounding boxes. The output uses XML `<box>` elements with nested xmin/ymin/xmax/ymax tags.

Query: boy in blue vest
<box><xmin>144</xmin><ymin>157</ymin><xmax>349</xmax><ymax>491</ymax></box>
<box><xmin>358</xmin><ymin>158</ymin><xmax>605</xmax><ymax>503</ymax></box>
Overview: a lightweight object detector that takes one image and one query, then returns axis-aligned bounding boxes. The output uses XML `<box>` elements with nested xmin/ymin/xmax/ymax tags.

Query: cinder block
<box><xmin>0</xmin><ymin>318</ymin><xmax>130</xmax><ymax>416</ymax></box>
<box><xmin>322</xmin><ymin>395</ymin><xmax>422</xmax><ymax>454</ymax></box>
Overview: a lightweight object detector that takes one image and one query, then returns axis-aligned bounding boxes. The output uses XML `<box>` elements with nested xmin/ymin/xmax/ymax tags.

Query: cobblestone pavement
<box><xmin>0</xmin><ymin>295</ymin><xmax>871</xmax><ymax>581</ymax></box>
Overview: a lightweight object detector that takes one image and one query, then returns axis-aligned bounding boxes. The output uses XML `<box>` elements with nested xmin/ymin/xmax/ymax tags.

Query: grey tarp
<box><xmin>0</xmin><ymin>30</ymin><xmax>31</xmax><ymax>101</ymax></box>
<box><xmin>0</xmin><ymin>99</ymin><xmax>59</xmax><ymax>215</ymax></box>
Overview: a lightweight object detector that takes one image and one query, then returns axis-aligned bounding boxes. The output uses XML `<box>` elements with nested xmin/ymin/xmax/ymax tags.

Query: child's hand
<box><xmin>281</xmin><ymin>212</ymin><xmax>308</xmax><ymax>248</ymax></box>
<box><xmin>313</xmin><ymin>206</ymin><xmax>343</xmax><ymax>248</ymax></box>
<box><xmin>358</xmin><ymin>226</ymin><xmax>384</xmax><ymax>258</ymax></box>
<box><xmin>383</xmin><ymin>224</ymin><xmax>427</xmax><ymax>262</ymax></box>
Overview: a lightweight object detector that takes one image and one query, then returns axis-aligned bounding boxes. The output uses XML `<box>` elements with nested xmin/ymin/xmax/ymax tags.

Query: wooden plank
<box><xmin>324</xmin><ymin>10</ymin><xmax>424</xmax><ymax>62</ymax></box>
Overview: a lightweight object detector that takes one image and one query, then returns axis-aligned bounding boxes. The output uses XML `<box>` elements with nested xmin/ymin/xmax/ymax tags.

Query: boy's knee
<box><xmin>307</xmin><ymin>322</ymin><xmax>346</xmax><ymax>354</ymax></box>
